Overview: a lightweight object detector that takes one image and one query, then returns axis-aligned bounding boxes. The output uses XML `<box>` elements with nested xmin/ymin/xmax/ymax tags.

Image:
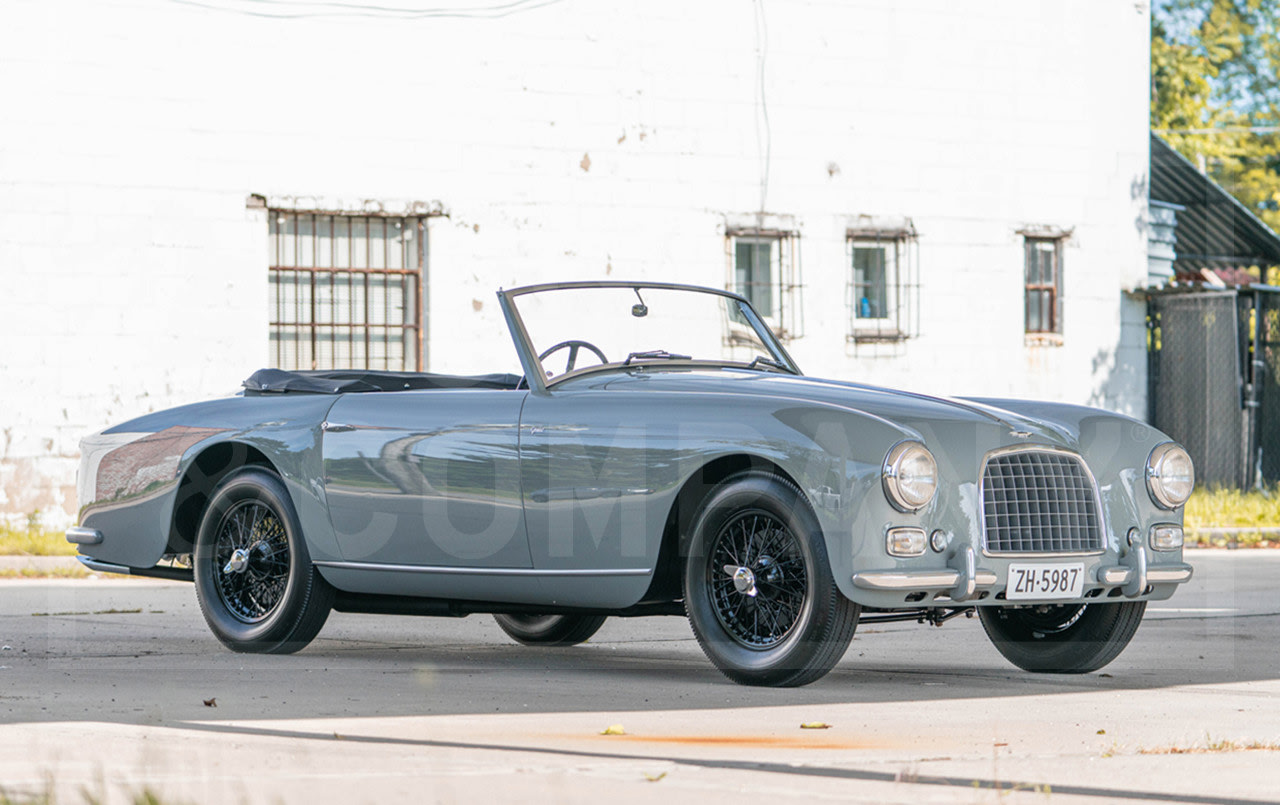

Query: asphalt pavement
<box><xmin>0</xmin><ymin>550</ymin><xmax>1277</xmax><ymax>804</ymax></box>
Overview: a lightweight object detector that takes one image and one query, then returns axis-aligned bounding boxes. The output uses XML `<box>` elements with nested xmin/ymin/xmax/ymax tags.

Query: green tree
<box><xmin>1153</xmin><ymin>0</ymin><xmax>1280</xmax><ymax>258</ymax></box>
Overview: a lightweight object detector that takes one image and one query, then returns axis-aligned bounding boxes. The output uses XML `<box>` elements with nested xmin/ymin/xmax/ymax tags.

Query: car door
<box><xmin>322</xmin><ymin>389</ymin><xmax>532</xmax><ymax>568</ymax></box>
<box><xmin>517</xmin><ymin>381</ymin><xmax>683</xmax><ymax>607</ymax></box>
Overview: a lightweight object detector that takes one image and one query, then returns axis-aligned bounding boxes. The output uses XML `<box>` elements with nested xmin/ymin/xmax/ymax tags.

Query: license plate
<box><xmin>1005</xmin><ymin>562</ymin><xmax>1086</xmax><ymax>600</ymax></box>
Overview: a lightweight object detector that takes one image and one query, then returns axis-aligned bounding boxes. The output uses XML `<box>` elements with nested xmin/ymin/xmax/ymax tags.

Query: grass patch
<box><xmin>0</xmin><ymin>521</ymin><xmax>76</xmax><ymax>557</ymax></box>
<box><xmin>0</xmin><ymin>566</ymin><xmax>89</xmax><ymax>580</ymax></box>
<box><xmin>1139</xmin><ymin>736</ymin><xmax>1280</xmax><ymax>754</ymax></box>
<box><xmin>1184</xmin><ymin>485</ymin><xmax>1280</xmax><ymax>547</ymax></box>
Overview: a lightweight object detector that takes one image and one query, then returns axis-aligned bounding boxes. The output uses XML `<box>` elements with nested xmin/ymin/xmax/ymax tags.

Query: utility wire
<box><xmin>752</xmin><ymin>0</ymin><xmax>772</xmax><ymax>222</ymax></box>
<box><xmin>166</xmin><ymin>0</ymin><xmax>564</xmax><ymax>19</ymax></box>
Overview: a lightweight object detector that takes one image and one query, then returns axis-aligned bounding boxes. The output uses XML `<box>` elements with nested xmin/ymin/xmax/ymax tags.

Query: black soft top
<box><xmin>243</xmin><ymin>368</ymin><xmax>523</xmax><ymax>395</ymax></box>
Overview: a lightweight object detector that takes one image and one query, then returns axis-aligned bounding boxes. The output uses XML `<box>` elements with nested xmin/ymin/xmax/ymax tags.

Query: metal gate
<box><xmin>1148</xmin><ymin>287</ymin><xmax>1280</xmax><ymax>488</ymax></box>
<box><xmin>1256</xmin><ymin>291</ymin><xmax>1280</xmax><ymax>483</ymax></box>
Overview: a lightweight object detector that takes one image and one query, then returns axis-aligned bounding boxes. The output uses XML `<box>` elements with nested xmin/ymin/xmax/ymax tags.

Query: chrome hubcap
<box><xmin>224</xmin><ymin>548</ymin><xmax>251</xmax><ymax>575</ymax></box>
<box><xmin>725</xmin><ymin>565</ymin><xmax>759</xmax><ymax>597</ymax></box>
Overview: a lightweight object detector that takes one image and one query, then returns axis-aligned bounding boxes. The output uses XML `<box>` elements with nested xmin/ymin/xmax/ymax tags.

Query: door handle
<box><xmin>321</xmin><ymin>421</ymin><xmax>356</xmax><ymax>433</ymax></box>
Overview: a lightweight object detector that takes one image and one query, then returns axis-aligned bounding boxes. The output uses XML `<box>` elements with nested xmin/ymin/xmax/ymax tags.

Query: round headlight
<box><xmin>1147</xmin><ymin>443</ymin><xmax>1194</xmax><ymax>509</ymax></box>
<box><xmin>883</xmin><ymin>441</ymin><xmax>938</xmax><ymax>512</ymax></box>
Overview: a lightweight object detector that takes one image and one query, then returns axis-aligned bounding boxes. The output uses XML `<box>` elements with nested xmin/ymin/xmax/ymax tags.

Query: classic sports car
<box><xmin>68</xmin><ymin>281</ymin><xmax>1195</xmax><ymax>687</ymax></box>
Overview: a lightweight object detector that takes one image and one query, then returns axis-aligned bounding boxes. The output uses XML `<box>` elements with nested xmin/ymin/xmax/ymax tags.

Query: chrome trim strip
<box><xmin>1147</xmin><ymin>564</ymin><xmax>1194</xmax><ymax>584</ymax></box>
<box><xmin>852</xmin><ymin>567</ymin><xmax>1000</xmax><ymax>592</ymax></box>
<box><xmin>313</xmin><ymin>561</ymin><xmax>650</xmax><ymax>577</ymax></box>
<box><xmin>76</xmin><ymin>557</ymin><xmax>130</xmax><ymax>575</ymax></box>
<box><xmin>1097</xmin><ymin>566</ymin><xmax>1132</xmax><ymax>585</ymax></box>
<box><xmin>978</xmin><ymin>445</ymin><xmax>1107</xmax><ymax>557</ymax></box>
<box><xmin>852</xmin><ymin>570</ymin><xmax>958</xmax><ymax>591</ymax></box>
<box><xmin>66</xmin><ymin>527</ymin><xmax>103</xmax><ymax>545</ymax></box>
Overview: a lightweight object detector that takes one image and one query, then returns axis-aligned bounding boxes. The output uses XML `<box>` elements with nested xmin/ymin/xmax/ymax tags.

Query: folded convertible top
<box><xmin>243</xmin><ymin>368</ymin><xmax>523</xmax><ymax>395</ymax></box>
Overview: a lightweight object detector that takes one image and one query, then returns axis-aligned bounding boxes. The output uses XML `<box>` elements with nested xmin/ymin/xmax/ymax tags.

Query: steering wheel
<box><xmin>538</xmin><ymin>340</ymin><xmax>609</xmax><ymax>375</ymax></box>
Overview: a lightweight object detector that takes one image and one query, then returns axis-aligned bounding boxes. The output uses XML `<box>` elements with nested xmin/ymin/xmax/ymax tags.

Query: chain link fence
<box><xmin>1256</xmin><ymin>291</ymin><xmax>1280</xmax><ymax>484</ymax></box>
<box><xmin>1149</xmin><ymin>287</ymin><xmax>1280</xmax><ymax>489</ymax></box>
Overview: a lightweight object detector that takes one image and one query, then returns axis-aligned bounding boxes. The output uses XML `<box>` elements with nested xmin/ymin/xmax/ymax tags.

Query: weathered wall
<box><xmin>0</xmin><ymin>0</ymin><xmax>1151</xmax><ymax>520</ymax></box>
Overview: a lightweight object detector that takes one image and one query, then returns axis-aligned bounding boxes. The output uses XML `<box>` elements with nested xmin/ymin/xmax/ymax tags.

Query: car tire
<box><xmin>492</xmin><ymin>614</ymin><xmax>607</xmax><ymax>646</ymax></box>
<box><xmin>978</xmin><ymin>601</ymin><xmax>1146</xmax><ymax>673</ymax></box>
<box><xmin>194</xmin><ymin>467</ymin><xmax>334</xmax><ymax>654</ymax></box>
<box><xmin>683</xmin><ymin>472</ymin><xmax>860</xmax><ymax>687</ymax></box>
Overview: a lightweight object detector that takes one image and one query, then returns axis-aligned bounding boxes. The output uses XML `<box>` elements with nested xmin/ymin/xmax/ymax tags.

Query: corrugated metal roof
<box><xmin>1150</xmin><ymin>134</ymin><xmax>1280</xmax><ymax>272</ymax></box>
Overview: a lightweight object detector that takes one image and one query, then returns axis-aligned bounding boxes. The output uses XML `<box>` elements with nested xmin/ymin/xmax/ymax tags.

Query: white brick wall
<box><xmin>0</xmin><ymin>0</ymin><xmax>1151</xmax><ymax>519</ymax></box>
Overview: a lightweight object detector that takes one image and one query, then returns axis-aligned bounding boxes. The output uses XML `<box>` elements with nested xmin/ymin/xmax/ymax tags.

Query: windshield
<box><xmin>507</xmin><ymin>283</ymin><xmax>797</xmax><ymax>384</ymax></box>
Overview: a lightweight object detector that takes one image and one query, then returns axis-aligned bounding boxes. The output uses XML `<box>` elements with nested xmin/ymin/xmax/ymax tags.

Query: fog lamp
<box><xmin>1150</xmin><ymin>525</ymin><xmax>1184</xmax><ymax>551</ymax></box>
<box><xmin>886</xmin><ymin>527</ymin><xmax>927</xmax><ymax>557</ymax></box>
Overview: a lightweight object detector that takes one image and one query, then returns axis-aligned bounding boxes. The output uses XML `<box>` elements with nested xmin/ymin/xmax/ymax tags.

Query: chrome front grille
<box><xmin>981</xmin><ymin>450</ymin><xmax>1103</xmax><ymax>554</ymax></box>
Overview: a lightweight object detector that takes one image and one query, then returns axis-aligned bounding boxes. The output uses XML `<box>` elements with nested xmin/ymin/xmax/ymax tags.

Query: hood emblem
<box><xmin>1010</xmin><ymin>430</ymin><xmax>1032</xmax><ymax>438</ymax></box>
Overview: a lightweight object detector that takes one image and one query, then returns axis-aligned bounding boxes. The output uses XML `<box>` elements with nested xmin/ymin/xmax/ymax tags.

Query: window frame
<box><xmin>725</xmin><ymin>225</ymin><xmax>803</xmax><ymax>341</ymax></box>
<box><xmin>846</xmin><ymin>224</ymin><xmax>917</xmax><ymax>343</ymax></box>
<box><xmin>268</xmin><ymin>210</ymin><xmax>427</xmax><ymax>372</ymax></box>
<box><xmin>1024</xmin><ymin>236</ymin><xmax>1065</xmax><ymax>337</ymax></box>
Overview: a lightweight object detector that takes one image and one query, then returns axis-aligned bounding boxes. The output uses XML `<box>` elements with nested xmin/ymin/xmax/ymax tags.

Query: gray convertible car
<box><xmin>67</xmin><ymin>281</ymin><xmax>1195</xmax><ymax>686</ymax></box>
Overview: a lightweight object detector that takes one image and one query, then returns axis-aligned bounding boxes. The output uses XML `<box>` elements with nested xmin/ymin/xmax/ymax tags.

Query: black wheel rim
<box><xmin>1011</xmin><ymin>604</ymin><xmax>1088</xmax><ymax>636</ymax></box>
<box><xmin>707</xmin><ymin>509</ymin><xmax>808</xmax><ymax>649</ymax></box>
<box><xmin>212</xmin><ymin>500</ymin><xmax>290</xmax><ymax>624</ymax></box>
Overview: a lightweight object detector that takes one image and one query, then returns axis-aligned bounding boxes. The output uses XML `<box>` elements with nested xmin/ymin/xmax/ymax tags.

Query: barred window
<box><xmin>733</xmin><ymin>236</ymin><xmax>778</xmax><ymax>316</ymax></box>
<box><xmin>269</xmin><ymin>212</ymin><xmax>424</xmax><ymax>371</ymax></box>
<box><xmin>725</xmin><ymin>224</ymin><xmax>802</xmax><ymax>340</ymax></box>
<box><xmin>847</xmin><ymin>222</ymin><xmax>917</xmax><ymax>343</ymax></box>
<box><xmin>1025</xmin><ymin>237</ymin><xmax>1063</xmax><ymax>335</ymax></box>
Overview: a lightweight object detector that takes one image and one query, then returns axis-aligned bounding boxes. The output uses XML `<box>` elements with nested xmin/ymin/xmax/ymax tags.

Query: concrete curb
<box><xmin>0</xmin><ymin>556</ymin><xmax>83</xmax><ymax>572</ymax></box>
<box><xmin>1186</xmin><ymin>526</ymin><xmax>1280</xmax><ymax>536</ymax></box>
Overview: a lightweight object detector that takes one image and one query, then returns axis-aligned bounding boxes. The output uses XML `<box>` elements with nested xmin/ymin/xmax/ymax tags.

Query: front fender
<box><xmin>76</xmin><ymin>395</ymin><xmax>341</xmax><ymax>568</ymax></box>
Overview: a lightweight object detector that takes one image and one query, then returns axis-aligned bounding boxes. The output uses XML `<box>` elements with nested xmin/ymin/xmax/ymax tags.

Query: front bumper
<box><xmin>851</xmin><ymin>546</ymin><xmax>1194</xmax><ymax>604</ymax></box>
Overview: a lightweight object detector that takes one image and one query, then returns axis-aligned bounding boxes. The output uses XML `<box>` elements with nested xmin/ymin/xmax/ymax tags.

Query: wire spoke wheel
<box><xmin>708</xmin><ymin>509</ymin><xmax>808</xmax><ymax>650</ymax></box>
<box><xmin>212</xmin><ymin>500</ymin><xmax>291</xmax><ymax>623</ymax></box>
<box><xmin>683</xmin><ymin>473</ymin><xmax>860</xmax><ymax>687</ymax></box>
<box><xmin>194</xmin><ymin>468</ymin><xmax>333</xmax><ymax>654</ymax></box>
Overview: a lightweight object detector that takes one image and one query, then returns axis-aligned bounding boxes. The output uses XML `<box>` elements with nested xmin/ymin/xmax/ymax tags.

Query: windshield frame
<box><xmin>496</xmin><ymin>280</ymin><xmax>802</xmax><ymax>393</ymax></box>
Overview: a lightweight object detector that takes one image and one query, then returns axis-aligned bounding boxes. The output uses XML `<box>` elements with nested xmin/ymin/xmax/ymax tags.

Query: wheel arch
<box><xmin>640</xmin><ymin>453</ymin><xmax>812</xmax><ymax>604</ymax></box>
<box><xmin>167</xmin><ymin>441</ymin><xmax>281</xmax><ymax>556</ymax></box>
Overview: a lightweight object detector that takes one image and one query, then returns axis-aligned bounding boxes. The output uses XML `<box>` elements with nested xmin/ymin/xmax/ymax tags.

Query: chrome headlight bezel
<box><xmin>1146</xmin><ymin>442</ymin><xmax>1195</xmax><ymax>510</ymax></box>
<box><xmin>882</xmin><ymin>441</ymin><xmax>938</xmax><ymax>512</ymax></box>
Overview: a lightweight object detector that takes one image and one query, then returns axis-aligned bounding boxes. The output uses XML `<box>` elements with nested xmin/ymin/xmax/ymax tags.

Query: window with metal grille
<box><xmin>733</xmin><ymin>236</ymin><xmax>778</xmax><ymax>317</ymax></box>
<box><xmin>269</xmin><ymin>212</ymin><xmax>425</xmax><ymax>371</ymax></box>
<box><xmin>725</xmin><ymin>226</ymin><xmax>802</xmax><ymax>340</ymax></box>
<box><xmin>1025</xmin><ymin>237</ymin><xmax>1063</xmax><ymax>335</ymax></box>
<box><xmin>847</xmin><ymin>224</ymin><xmax>917</xmax><ymax>342</ymax></box>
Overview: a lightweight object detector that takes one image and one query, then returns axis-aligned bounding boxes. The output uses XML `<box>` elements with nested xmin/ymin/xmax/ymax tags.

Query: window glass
<box><xmin>734</xmin><ymin>238</ymin><xmax>775</xmax><ymax>316</ymax></box>
<box><xmin>853</xmin><ymin>244</ymin><xmax>892</xmax><ymax>320</ymax></box>
<box><xmin>1025</xmin><ymin>238</ymin><xmax>1062</xmax><ymax>335</ymax></box>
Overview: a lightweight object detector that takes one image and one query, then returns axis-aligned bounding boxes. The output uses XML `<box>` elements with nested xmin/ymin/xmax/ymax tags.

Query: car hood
<box><xmin>596</xmin><ymin>369</ymin><xmax>1089</xmax><ymax>448</ymax></box>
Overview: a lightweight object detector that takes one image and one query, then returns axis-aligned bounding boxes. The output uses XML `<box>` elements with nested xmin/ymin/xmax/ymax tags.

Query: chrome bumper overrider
<box><xmin>66</xmin><ymin>527</ymin><xmax>103</xmax><ymax>545</ymax></box>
